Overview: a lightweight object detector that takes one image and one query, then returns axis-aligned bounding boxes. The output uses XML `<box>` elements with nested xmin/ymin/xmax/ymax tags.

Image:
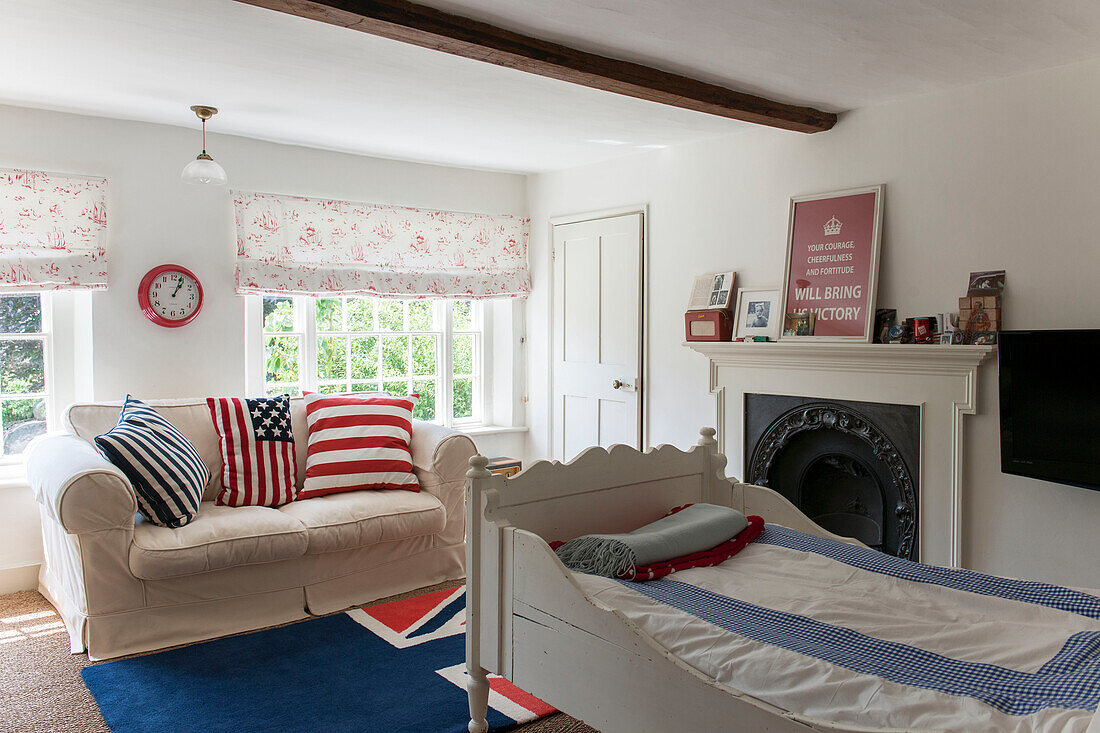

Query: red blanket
<box><xmin>550</xmin><ymin>506</ymin><xmax>765</xmax><ymax>582</ymax></box>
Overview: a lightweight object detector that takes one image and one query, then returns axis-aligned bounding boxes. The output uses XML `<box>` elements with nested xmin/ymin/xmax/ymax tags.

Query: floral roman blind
<box><xmin>232</xmin><ymin>191</ymin><xmax>530</xmax><ymax>299</ymax></box>
<box><xmin>0</xmin><ymin>168</ymin><xmax>109</xmax><ymax>292</ymax></box>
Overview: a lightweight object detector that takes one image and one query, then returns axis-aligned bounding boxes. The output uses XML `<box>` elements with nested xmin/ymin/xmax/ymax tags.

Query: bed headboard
<box><xmin>477</xmin><ymin>428</ymin><xmax>733</xmax><ymax>543</ymax></box>
<box><xmin>464</xmin><ymin>428</ymin><xmax>733</xmax><ymax>677</ymax></box>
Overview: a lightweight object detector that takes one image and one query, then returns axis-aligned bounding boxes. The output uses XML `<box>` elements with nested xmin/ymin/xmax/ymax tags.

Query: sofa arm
<box><xmin>26</xmin><ymin>434</ymin><xmax>137</xmax><ymax>534</ymax></box>
<box><xmin>409</xmin><ymin>420</ymin><xmax>477</xmax><ymax>493</ymax></box>
<box><xmin>410</xmin><ymin>421</ymin><xmax>475</xmax><ymax>547</ymax></box>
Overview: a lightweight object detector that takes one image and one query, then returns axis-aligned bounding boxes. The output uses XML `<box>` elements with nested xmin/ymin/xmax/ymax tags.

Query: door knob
<box><xmin>612</xmin><ymin>379</ymin><xmax>624</xmax><ymax>390</ymax></box>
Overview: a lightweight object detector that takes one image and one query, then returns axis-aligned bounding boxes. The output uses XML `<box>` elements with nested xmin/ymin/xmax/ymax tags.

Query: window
<box><xmin>0</xmin><ymin>294</ymin><xmax>51</xmax><ymax>458</ymax></box>
<box><xmin>261</xmin><ymin>296</ymin><xmax>482</xmax><ymax>426</ymax></box>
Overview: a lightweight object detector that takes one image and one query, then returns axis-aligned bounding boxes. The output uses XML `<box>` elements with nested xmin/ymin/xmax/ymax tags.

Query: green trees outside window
<box><xmin>262</xmin><ymin>296</ymin><xmax>480</xmax><ymax>425</ymax></box>
<box><xmin>0</xmin><ymin>295</ymin><xmax>49</xmax><ymax>456</ymax></box>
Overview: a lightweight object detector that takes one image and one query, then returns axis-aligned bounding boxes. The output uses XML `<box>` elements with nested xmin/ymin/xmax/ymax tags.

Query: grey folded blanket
<box><xmin>554</xmin><ymin>503</ymin><xmax>748</xmax><ymax>578</ymax></box>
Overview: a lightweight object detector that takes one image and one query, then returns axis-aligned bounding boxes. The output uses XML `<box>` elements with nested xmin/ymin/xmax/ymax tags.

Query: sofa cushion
<box><xmin>129</xmin><ymin>502</ymin><xmax>308</xmax><ymax>580</ymax></box>
<box><xmin>276</xmin><ymin>489</ymin><xmax>445</xmax><ymax>554</ymax></box>
<box><xmin>94</xmin><ymin>396</ymin><xmax>209</xmax><ymax>528</ymax></box>
<box><xmin>299</xmin><ymin>393</ymin><xmax>420</xmax><ymax>500</ymax></box>
<box><xmin>207</xmin><ymin>395</ymin><xmax>298</xmax><ymax>507</ymax></box>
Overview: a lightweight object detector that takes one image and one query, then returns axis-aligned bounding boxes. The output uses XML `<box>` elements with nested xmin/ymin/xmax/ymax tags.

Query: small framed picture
<box><xmin>783</xmin><ymin>312</ymin><xmax>816</xmax><ymax>336</ymax></box>
<box><xmin>734</xmin><ymin>288</ymin><xmax>782</xmax><ymax>341</ymax></box>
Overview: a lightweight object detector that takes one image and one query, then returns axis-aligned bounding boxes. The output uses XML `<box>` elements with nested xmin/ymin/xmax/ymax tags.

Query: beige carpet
<box><xmin>0</xmin><ymin>587</ymin><xmax>598</xmax><ymax>733</ymax></box>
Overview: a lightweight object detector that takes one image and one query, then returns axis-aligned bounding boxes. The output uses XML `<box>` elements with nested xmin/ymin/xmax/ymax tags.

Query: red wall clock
<box><xmin>138</xmin><ymin>264</ymin><xmax>204</xmax><ymax>328</ymax></box>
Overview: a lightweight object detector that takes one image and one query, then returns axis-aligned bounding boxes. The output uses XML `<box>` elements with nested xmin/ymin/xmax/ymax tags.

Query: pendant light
<box><xmin>181</xmin><ymin>105</ymin><xmax>227</xmax><ymax>186</ymax></box>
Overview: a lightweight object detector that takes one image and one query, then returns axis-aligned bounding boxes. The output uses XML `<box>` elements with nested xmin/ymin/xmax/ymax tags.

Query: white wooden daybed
<box><xmin>463</xmin><ymin>429</ymin><xmax>1100</xmax><ymax>733</ymax></box>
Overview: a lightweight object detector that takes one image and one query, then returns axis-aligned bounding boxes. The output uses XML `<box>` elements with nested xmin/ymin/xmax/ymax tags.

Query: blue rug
<box><xmin>82</xmin><ymin>586</ymin><xmax>553</xmax><ymax>733</ymax></box>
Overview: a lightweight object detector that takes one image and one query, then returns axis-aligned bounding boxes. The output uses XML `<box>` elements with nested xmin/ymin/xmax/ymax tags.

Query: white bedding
<box><xmin>574</xmin><ymin>524</ymin><xmax>1100</xmax><ymax>732</ymax></box>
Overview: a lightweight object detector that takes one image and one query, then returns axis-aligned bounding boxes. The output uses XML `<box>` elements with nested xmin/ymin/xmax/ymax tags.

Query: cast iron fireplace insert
<box><xmin>744</xmin><ymin>394</ymin><xmax>920</xmax><ymax>559</ymax></box>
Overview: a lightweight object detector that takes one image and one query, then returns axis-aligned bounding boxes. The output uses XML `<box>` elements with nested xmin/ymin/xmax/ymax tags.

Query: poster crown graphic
<box><xmin>823</xmin><ymin>215</ymin><xmax>843</xmax><ymax>236</ymax></box>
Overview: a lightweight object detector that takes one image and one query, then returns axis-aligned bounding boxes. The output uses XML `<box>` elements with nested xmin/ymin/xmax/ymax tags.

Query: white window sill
<box><xmin>0</xmin><ymin>461</ymin><xmax>29</xmax><ymax>491</ymax></box>
<box><xmin>454</xmin><ymin>424</ymin><xmax>528</xmax><ymax>437</ymax></box>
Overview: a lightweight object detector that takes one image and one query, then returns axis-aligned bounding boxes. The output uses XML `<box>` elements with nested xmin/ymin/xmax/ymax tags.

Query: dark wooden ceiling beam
<box><xmin>235</xmin><ymin>0</ymin><xmax>837</xmax><ymax>133</ymax></box>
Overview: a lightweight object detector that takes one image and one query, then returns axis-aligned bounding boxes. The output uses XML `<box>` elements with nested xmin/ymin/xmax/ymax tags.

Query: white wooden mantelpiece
<box><xmin>685</xmin><ymin>341</ymin><xmax>995</xmax><ymax>568</ymax></box>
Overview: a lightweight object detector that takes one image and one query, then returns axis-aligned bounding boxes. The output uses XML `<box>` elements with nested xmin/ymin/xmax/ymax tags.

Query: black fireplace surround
<box><xmin>744</xmin><ymin>395</ymin><xmax>921</xmax><ymax>559</ymax></box>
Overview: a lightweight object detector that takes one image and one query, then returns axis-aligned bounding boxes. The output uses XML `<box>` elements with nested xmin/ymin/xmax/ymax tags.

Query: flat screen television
<box><xmin>999</xmin><ymin>329</ymin><xmax>1100</xmax><ymax>491</ymax></box>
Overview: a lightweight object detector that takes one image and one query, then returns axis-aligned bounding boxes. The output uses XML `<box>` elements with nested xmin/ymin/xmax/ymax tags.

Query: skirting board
<box><xmin>0</xmin><ymin>564</ymin><xmax>40</xmax><ymax>595</ymax></box>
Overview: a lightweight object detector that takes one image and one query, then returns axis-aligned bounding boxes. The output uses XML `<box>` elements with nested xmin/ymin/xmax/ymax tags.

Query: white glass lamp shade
<box><xmin>181</xmin><ymin>155</ymin><xmax>227</xmax><ymax>186</ymax></box>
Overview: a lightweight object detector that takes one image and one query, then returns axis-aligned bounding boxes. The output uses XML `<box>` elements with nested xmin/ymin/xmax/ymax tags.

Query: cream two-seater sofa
<box><xmin>25</xmin><ymin>398</ymin><xmax>474</xmax><ymax>660</ymax></box>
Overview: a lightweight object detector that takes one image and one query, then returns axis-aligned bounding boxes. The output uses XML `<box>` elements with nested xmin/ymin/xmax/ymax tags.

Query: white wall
<box><xmin>526</xmin><ymin>58</ymin><xmax>1100</xmax><ymax>588</ymax></box>
<box><xmin>0</xmin><ymin>103</ymin><xmax>527</xmax><ymax>587</ymax></box>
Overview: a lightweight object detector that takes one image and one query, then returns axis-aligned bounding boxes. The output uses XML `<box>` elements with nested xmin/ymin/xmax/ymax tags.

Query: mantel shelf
<box><xmin>684</xmin><ymin>341</ymin><xmax>994</xmax><ymax>376</ymax></box>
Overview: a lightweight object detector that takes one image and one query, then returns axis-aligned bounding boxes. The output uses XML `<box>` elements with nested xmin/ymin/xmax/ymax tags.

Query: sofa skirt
<box><xmin>42</xmin><ymin>537</ymin><xmax>466</xmax><ymax>661</ymax></box>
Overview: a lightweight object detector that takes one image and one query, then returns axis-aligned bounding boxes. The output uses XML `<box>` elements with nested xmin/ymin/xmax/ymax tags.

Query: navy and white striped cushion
<box><xmin>94</xmin><ymin>396</ymin><xmax>210</xmax><ymax>528</ymax></box>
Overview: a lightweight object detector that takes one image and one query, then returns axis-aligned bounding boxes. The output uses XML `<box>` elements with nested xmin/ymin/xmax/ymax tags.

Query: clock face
<box><xmin>139</xmin><ymin>265</ymin><xmax>204</xmax><ymax>327</ymax></box>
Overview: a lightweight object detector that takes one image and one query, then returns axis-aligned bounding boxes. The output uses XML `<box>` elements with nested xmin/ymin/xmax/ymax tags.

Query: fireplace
<box><xmin>685</xmin><ymin>341</ymin><xmax>993</xmax><ymax>566</ymax></box>
<box><xmin>744</xmin><ymin>394</ymin><xmax>920</xmax><ymax>559</ymax></box>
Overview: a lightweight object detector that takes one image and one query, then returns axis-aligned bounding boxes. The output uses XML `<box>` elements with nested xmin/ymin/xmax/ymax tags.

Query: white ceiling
<box><xmin>4</xmin><ymin>0</ymin><xmax>1100</xmax><ymax>173</ymax></box>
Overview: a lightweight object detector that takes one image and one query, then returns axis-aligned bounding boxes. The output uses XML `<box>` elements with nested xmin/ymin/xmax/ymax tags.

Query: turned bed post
<box><xmin>698</xmin><ymin>426</ymin><xmax>718</xmax><ymax>451</ymax></box>
<box><xmin>465</xmin><ymin>454</ymin><xmax>491</xmax><ymax>733</ymax></box>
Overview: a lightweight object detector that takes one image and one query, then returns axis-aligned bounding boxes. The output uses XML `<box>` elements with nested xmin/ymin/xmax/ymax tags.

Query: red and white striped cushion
<box><xmin>299</xmin><ymin>393</ymin><xmax>420</xmax><ymax>500</ymax></box>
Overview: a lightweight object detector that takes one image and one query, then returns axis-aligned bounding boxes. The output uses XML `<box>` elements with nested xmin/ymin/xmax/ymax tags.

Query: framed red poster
<box><xmin>780</xmin><ymin>184</ymin><xmax>884</xmax><ymax>342</ymax></box>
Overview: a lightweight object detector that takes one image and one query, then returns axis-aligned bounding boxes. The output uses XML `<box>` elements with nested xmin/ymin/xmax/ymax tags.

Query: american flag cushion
<box><xmin>299</xmin><ymin>393</ymin><xmax>420</xmax><ymax>500</ymax></box>
<box><xmin>207</xmin><ymin>395</ymin><xmax>297</xmax><ymax>507</ymax></box>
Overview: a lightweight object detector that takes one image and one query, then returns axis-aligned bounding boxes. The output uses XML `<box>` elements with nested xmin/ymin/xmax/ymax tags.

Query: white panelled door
<box><xmin>552</xmin><ymin>213</ymin><xmax>643</xmax><ymax>462</ymax></box>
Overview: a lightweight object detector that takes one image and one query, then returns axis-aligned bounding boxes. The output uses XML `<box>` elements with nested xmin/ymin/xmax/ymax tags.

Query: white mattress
<box><xmin>574</xmin><ymin>524</ymin><xmax>1100</xmax><ymax>732</ymax></box>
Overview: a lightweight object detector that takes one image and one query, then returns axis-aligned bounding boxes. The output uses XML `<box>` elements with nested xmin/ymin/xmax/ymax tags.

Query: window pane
<box><xmin>346</xmin><ymin>298</ymin><xmax>374</xmax><ymax>330</ymax></box>
<box><xmin>0</xmin><ymin>295</ymin><xmax>41</xmax><ymax>334</ymax></box>
<box><xmin>407</xmin><ymin>300</ymin><xmax>434</xmax><ymax>331</ymax></box>
<box><xmin>351</xmin><ymin>381</ymin><xmax>383</xmax><ymax>394</ymax></box>
<box><xmin>412</xmin><ymin>379</ymin><xmax>436</xmax><ymax>421</ymax></box>
<box><xmin>317</xmin><ymin>336</ymin><xmax>347</xmax><ymax>380</ymax></box>
<box><xmin>381</xmin><ymin>336</ymin><xmax>408</xmax><ymax>378</ymax></box>
<box><xmin>452</xmin><ymin>334</ymin><xmax>473</xmax><ymax>375</ymax></box>
<box><xmin>378</xmin><ymin>300</ymin><xmax>404</xmax><ymax>331</ymax></box>
<box><xmin>452</xmin><ymin>377</ymin><xmax>473</xmax><ymax>419</ymax></box>
<box><xmin>2</xmin><ymin>397</ymin><xmax>46</xmax><ymax>455</ymax></box>
<box><xmin>411</xmin><ymin>336</ymin><xmax>436</xmax><ymax>377</ymax></box>
<box><xmin>383</xmin><ymin>380</ymin><xmax>410</xmax><ymax>396</ymax></box>
<box><xmin>265</xmin><ymin>383</ymin><xmax>300</xmax><ymax>397</ymax></box>
<box><xmin>315</xmin><ymin>298</ymin><xmax>342</xmax><ymax>331</ymax></box>
<box><xmin>318</xmin><ymin>383</ymin><xmax>343</xmax><ymax>394</ymax></box>
<box><xmin>349</xmin><ymin>337</ymin><xmax>378</xmax><ymax>379</ymax></box>
<box><xmin>453</xmin><ymin>300</ymin><xmax>472</xmax><ymax>330</ymax></box>
<box><xmin>264</xmin><ymin>336</ymin><xmax>300</xmax><ymax>385</ymax></box>
<box><xmin>0</xmin><ymin>340</ymin><xmax>45</xmax><ymax>394</ymax></box>
<box><xmin>262</xmin><ymin>296</ymin><xmax>294</xmax><ymax>332</ymax></box>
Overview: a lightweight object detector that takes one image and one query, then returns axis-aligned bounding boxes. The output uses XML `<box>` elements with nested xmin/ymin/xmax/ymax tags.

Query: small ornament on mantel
<box><xmin>873</xmin><ymin>308</ymin><xmax>897</xmax><ymax>344</ymax></box>
<box><xmin>957</xmin><ymin>270</ymin><xmax>1005</xmax><ymax>345</ymax></box>
<box><xmin>684</xmin><ymin>270</ymin><xmax>737</xmax><ymax>342</ymax></box>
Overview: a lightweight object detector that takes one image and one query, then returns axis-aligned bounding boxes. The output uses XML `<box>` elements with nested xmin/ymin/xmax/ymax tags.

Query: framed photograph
<box><xmin>780</xmin><ymin>184</ymin><xmax>884</xmax><ymax>341</ymax></box>
<box><xmin>966</xmin><ymin>270</ymin><xmax>1005</xmax><ymax>296</ymax></box>
<box><xmin>783</xmin><ymin>312</ymin><xmax>816</xmax><ymax>336</ymax></box>
<box><xmin>734</xmin><ymin>287</ymin><xmax>781</xmax><ymax>341</ymax></box>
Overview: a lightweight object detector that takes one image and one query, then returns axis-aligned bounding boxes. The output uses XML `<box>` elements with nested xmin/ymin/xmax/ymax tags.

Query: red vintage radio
<box><xmin>684</xmin><ymin>309</ymin><xmax>734</xmax><ymax>342</ymax></box>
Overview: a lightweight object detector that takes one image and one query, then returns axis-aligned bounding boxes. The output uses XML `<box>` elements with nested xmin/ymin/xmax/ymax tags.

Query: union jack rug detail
<box><xmin>349</xmin><ymin>586</ymin><xmax>557</xmax><ymax>727</ymax></box>
<box><xmin>82</xmin><ymin>585</ymin><xmax>554</xmax><ymax>733</ymax></box>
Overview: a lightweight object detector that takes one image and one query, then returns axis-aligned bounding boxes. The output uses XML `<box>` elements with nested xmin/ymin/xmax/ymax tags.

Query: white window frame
<box><xmin>252</xmin><ymin>295</ymin><xmax>488</xmax><ymax>428</ymax></box>
<box><xmin>0</xmin><ymin>292</ymin><xmax>55</xmax><ymax>464</ymax></box>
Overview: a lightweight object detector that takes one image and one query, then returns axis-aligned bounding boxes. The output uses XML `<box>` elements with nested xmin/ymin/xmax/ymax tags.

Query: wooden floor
<box><xmin>0</xmin><ymin>587</ymin><xmax>598</xmax><ymax>732</ymax></box>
